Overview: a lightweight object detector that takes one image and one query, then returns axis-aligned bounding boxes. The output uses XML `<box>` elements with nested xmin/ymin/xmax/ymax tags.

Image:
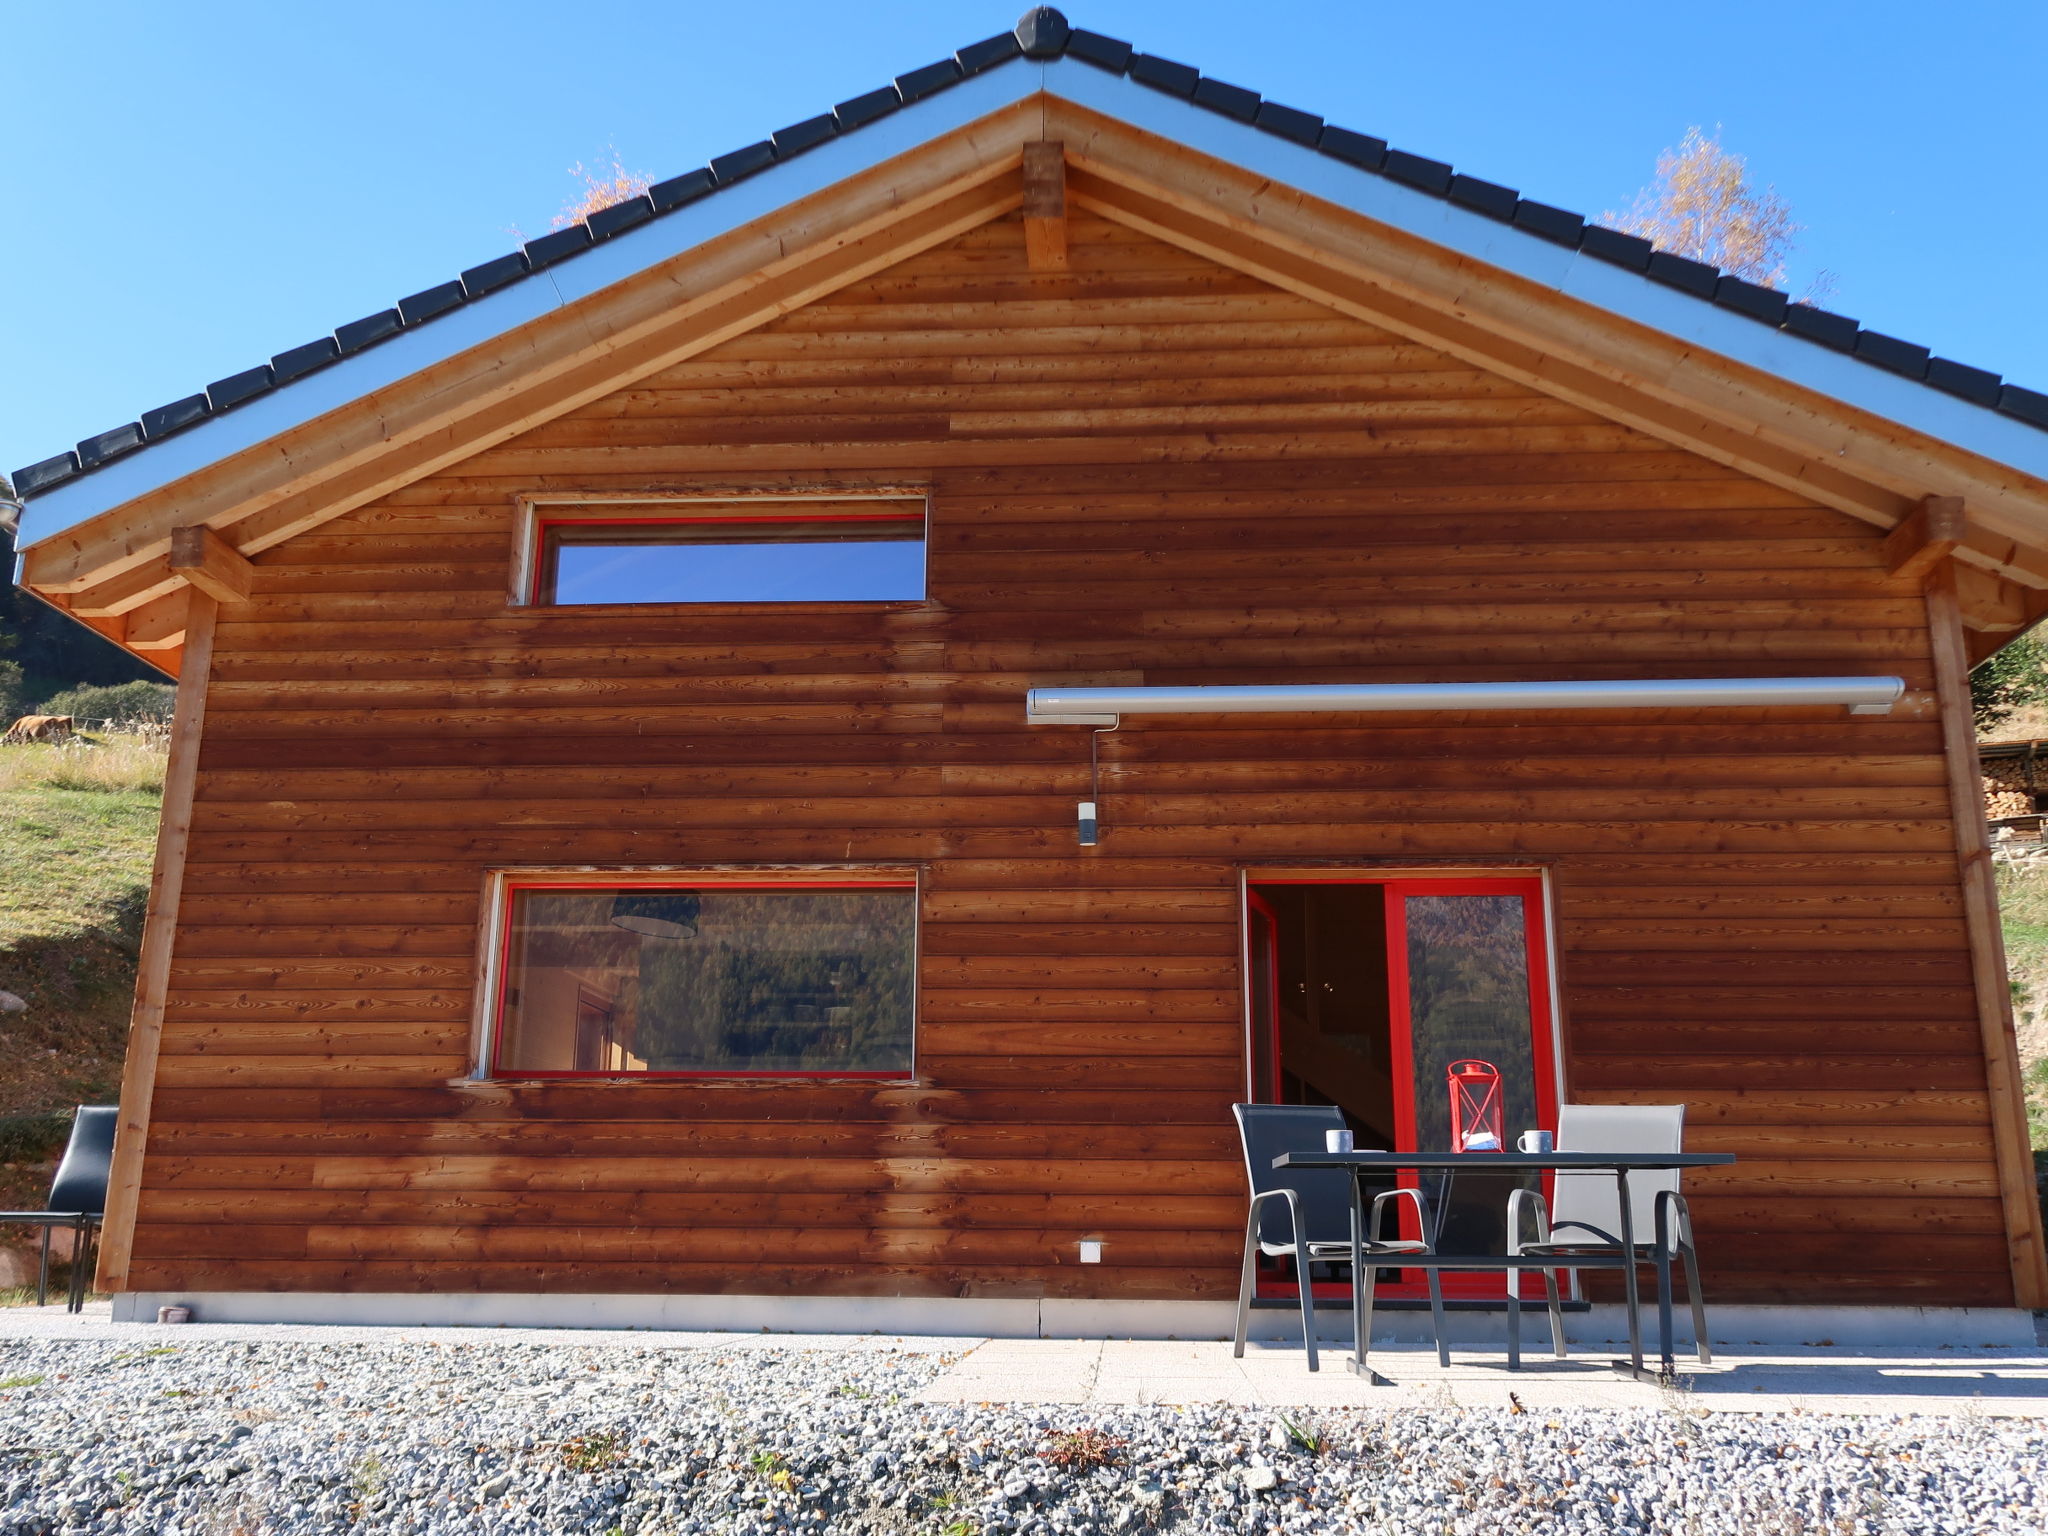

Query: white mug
<box><xmin>1325</xmin><ymin>1129</ymin><xmax>1355</xmax><ymax>1154</ymax></box>
<box><xmin>1518</xmin><ymin>1130</ymin><xmax>1554</xmax><ymax>1155</ymax></box>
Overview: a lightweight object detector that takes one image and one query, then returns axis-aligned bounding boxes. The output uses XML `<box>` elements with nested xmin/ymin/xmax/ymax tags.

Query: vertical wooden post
<box><xmin>1925</xmin><ymin>559</ymin><xmax>2048</xmax><ymax>1307</ymax></box>
<box><xmin>94</xmin><ymin>588</ymin><xmax>219</xmax><ymax>1295</ymax></box>
<box><xmin>1022</xmin><ymin>141</ymin><xmax>1068</xmax><ymax>272</ymax></box>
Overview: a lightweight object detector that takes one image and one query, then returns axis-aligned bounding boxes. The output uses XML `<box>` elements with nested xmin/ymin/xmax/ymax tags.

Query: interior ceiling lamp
<box><xmin>608</xmin><ymin>891</ymin><xmax>700</xmax><ymax>940</ymax></box>
<box><xmin>1024</xmin><ymin>675</ymin><xmax>1907</xmax><ymax>728</ymax></box>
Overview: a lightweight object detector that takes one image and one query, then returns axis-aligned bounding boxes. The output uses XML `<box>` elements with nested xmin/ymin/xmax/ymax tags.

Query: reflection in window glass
<box><xmin>537</xmin><ymin>517</ymin><xmax>925</xmax><ymax>605</ymax></box>
<box><xmin>1405</xmin><ymin>893</ymin><xmax>1537</xmax><ymax>1258</ymax></box>
<box><xmin>494</xmin><ymin>885</ymin><xmax>916</xmax><ymax>1076</ymax></box>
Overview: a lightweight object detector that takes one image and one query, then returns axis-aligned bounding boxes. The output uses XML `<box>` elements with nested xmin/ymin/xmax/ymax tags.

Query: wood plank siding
<box><xmin>132</xmin><ymin>212</ymin><xmax>2012</xmax><ymax>1305</ymax></box>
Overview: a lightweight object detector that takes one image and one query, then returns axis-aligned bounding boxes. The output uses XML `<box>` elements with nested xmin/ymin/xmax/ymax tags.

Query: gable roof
<box><xmin>16</xmin><ymin>7</ymin><xmax>2048</xmax><ymax>675</ymax></box>
<box><xmin>13</xmin><ymin>6</ymin><xmax>2047</xmax><ymax>511</ymax></box>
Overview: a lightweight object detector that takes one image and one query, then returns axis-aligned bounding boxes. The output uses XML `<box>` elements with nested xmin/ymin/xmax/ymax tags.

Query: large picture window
<box><xmin>490</xmin><ymin>880</ymin><xmax>917</xmax><ymax>1078</ymax></box>
<box><xmin>525</xmin><ymin>498</ymin><xmax>926</xmax><ymax>606</ymax></box>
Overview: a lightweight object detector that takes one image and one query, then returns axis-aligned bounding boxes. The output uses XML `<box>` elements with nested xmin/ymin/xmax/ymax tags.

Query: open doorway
<box><xmin>1245</xmin><ymin>874</ymin><xmax>1559</xmax><ymax>1300</ymax></box>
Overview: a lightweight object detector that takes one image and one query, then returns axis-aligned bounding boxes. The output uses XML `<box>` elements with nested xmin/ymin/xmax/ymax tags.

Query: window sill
<box><xmin>501</xmin><ymin>599</ymin><xmax>934</xmax><ymax>617</ymax></box>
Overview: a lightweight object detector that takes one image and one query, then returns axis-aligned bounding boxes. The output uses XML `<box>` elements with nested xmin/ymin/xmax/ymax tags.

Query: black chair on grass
<box><xmin>1230</xmin><ymin>1103</ymin><xmax>1447</xmax><ymax>1372</ymax></box>
<box><xmin>0</xmin><ymin>1105</ymin><xmax>117</xmax><ymax>1312</ymax></box>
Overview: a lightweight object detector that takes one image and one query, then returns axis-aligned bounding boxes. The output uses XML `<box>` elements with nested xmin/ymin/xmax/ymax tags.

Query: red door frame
<box><xmin>1245</xmin><ymin>873</ymin><xmax>1561</xmax><ymax>1301</ymax></box>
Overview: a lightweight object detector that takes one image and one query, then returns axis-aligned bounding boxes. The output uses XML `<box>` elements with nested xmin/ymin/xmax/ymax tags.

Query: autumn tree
<box><xmin>1606</xmin><ymin>127</ymin><xmax>1820</xmax><ymax>294</ymax></box>
<box><xmin>553</xmin><ymin>150</ymin><xmax>653</xmax><ymax>229</ymax></box>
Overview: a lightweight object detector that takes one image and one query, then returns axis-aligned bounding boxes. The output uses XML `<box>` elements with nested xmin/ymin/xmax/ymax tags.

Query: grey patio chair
<box><xmin>0</xmin><ymin>1105</ymin><xmax>117</xmax><ymax>1312</ymax></box>
<box><xmin>1506</xmin><ymin>1103</ymin><xmax>1710</xmax><ymax>1366</ymax></box>
<box><xmin>1230</xmin><ymin>1103</ymin><xmax>1447</xmax><ymax>1372</ymax></box>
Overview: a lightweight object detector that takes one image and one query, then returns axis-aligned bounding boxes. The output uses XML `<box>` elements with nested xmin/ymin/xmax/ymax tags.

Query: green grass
<box><xmin>0</xmin><ymin>735</ymin><xmax>163</xmax><ymax>1221</ymax></box>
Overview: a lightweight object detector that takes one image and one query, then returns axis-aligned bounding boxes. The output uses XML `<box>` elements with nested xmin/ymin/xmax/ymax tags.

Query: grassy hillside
<box><xmin>0</xmin><ymin>735</ymin><xmax>162</xmax><ymax>1223</ymax></box>
<box><xmin>1995</xmin><ymin>862</ymin><xmax>2048</xmax><ymax>1152</ymax></box>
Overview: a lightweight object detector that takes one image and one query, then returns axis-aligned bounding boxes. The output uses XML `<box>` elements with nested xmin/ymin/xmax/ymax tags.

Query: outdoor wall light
<box><xmin>1078</xmin><ymin>1240</ymin><xmax>1104</xmax><ymax>1264</ymax></box>
<box><xmin>1077</xmin><ymin>799</ymin><xmax>1098</xmax><ymax>846</ymax></box>
<box><xmin>608</xmin><ymin>891</ymin><xmax>700</xmax><ymax>940</ymax></box>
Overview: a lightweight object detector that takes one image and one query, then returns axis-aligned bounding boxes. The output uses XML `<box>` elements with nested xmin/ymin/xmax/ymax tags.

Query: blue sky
<box><xmin>4</xmin><ymin>1</ymin><xmax>2043</xmax><ymax>479</ymax></box>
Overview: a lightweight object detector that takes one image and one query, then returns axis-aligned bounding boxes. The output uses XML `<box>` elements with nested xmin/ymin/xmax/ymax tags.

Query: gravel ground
<box><xmin>0</xmin><ymin>1337</ymin><xmax>2042</xmax><ymax>1535</ymax></box>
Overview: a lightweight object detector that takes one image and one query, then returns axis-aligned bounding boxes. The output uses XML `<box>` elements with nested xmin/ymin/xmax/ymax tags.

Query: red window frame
<box><xmin>527</xmin><ymin>510</ymin><xmax>928</xmax><ymax>607</ymax></box>
<box><xmin>488</xmin><ymin>876</ymin><xmax>920</xmax><ymax>1081</ymax></box>
<box><xmin>1243</xmin><ymin>872</ymin><xmax>1561</xmax><ymax>1302</ymax></box>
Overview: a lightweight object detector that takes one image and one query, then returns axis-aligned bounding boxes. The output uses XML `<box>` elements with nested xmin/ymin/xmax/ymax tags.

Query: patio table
<box><xmin>1274</xmin><ymin>1150</ymin><xmax>1735</xmax><ymax>1384</ymax></box>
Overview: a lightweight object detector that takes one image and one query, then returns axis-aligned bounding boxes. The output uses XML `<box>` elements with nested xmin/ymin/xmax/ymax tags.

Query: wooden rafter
<box><xmin>168</xmin><ymin>524</ymin><xmax>254</xmax><ymax>604</ymax></box>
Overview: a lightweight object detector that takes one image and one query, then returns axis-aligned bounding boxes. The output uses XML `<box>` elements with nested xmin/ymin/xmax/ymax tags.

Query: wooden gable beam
<box><xmin>168</xmin><ymin>524</ymin><xmax>254</xmax><ymax>604</ymax></box>
<box><xmin>1885</xmin><ymin>495</ymin><xmax>1968</xmax><ymax>585</ymax></box>
<box><xmin>1021</xmin><ymin>141</ymin><xmax>1069</xmax><ymax>271</ymax></box>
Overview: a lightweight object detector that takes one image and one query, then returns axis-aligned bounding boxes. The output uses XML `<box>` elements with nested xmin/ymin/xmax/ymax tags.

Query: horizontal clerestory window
<box><xmin>489</xmin><ymin>879</ymin><xmax>917</xmax><ymax>1079</ymax></box>
<box><xmin>522</xmin><ymin>497</ymin><xmax>927</xmax><ymax>605</ymax></box>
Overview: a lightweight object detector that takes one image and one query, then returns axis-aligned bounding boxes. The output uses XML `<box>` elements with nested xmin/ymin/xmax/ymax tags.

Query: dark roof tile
<box><xmin>586</xmin><ymin>195</ymin><xmax>654</xmax><ymax>239</ymax></box>
<box><xmin>522</xmin><ymin>227</ymin><xmax>591</xmax><ymax>271</ymax></box>
<box><xmin>893</xmin><ymin>59</ymin><xmax>962</xmax><ymax>103</ymax></box>
<box><xmin>1646</xmin><ymin>251</ymin><xmax>1718</xmax><ymax>298</ymax></box>
<box><xmin>270</xmin><ymin>338</ymin><xmax>341</xmax><ymax>384</ymax></box>
<box><xmin>1128</xmin><ymin>53</ymin><xmax>1198</xmax><ymax>98</ymax></box>
<box><xmin>956</xmin><ymin>31</ymin><xmax>1022</xmax><ymax>73</ymax></box>
<box><xmin>649</xmin><ymin>168</ymin><xmax>716</xmax><ymax>211</ymax></box>
<box><xmin>1712</xmin><ymin>275</ymin><xmax>1789</xmax><ymax>326</ymax></box>
<box><xmin>461</xmin><ymin>251</ymin><xmax>529</xmax><ymax>297</ymax></box>
<box><xmin>1579</xmin><ymin>225</ymin><xmax>1653</xmax><ymax>271</ymax></box>
<box><xmin>1782</xmin><ymin>303</ymin><xmax>1860</xmax><ymax>352</ymax></box>
<box><xmin>770</xmin><ymin>115</ymin><xmax>837</xmax><ymax>159</ymax></box>
<box><xmin>13</xmin><ymin>453</ymin><xmax>79</xmax><ymax>495</ymax></box>
<box><xmin>709</xmin><ymin>140</ymin><xmax>777</xmax><ymax>184</ymax></box>
<box><xmin>1448</xmin><ymin>174</ymin><xmax>1517</xmax><ymax>222</ymax></box>
<box><xmin>1253</xmin><ymin>101</ymin><xmax>1322</xmax><ymax>146</ymax></box>
<box><xmin>1064</xmin><ymin>28</ymin><xmax>1132</xmax><ymax>71</ymax></box>
<box><xmin>1926</xmin><ymin>357</ymin><xmax>2003</xmax><ymax>406</ymax></box>
<box><xmin>1855</xmin><ymin>329</ymin><xmax>1930</xmax><ymax>379</ymax></box>
<box><xmin>206</xmin><ymin>365</ymin><xmax>275</xmax><ymax>412</ymax></box>
<box><xmin>398</xmin><ymin>279</ymin><xmax>466</xmax><ymax>323</ymax></box>
<box><xmin>140</xmin><ymin>394</ymin><xmax>210</xmax><ymax>441</ymax></box>
<box><xmin>75</xmin><ymin>423</ymin><xmax>144</xmax><ymax>469</ymax></box>
<box><xmin>2001</xmin><ymin>384</ymin><xmax>2048</xmax><ymax>428</ymax></box>
<box><xmin>335</xmin><ymin>309</ymin><xmax>402</xmax><ymax>355</ymax></box>
<box><xmin>1192</xmin><ymin>76</ymin><xmax>1260</xmax><ymax>123</ymax></box>
<box><xmin>1014</xmin><ymin>7</ymin><xmax>1071</xmax><ymax>57</ymax></box>
<box><xmin>1383</xmin><ymin>149</ymin><xmax>1452</xmax><ymax>195</ymax></box>
<box><xmin>1317</xmin><ymin>125</ymin><xmax>1387</xmax><ymax>171</ymax></box>
<box><xmin>1512</xmin><ymin>199</ymin><xmax>1583</xmax><ymax>246</ymax></box>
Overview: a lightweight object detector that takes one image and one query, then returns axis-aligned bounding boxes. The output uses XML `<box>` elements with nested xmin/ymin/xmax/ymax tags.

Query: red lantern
<box><xmin>1447</xmin><ymin>1059</ymin><xmax>1504</xmax><ymax>1152</ymax></box>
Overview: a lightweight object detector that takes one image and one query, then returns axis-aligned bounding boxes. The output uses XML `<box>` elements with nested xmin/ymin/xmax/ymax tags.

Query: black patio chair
<box><xmin>0</xmin><ymin>1105</ymin><xmax>117</xmax><ymax>1312</ymax></box>
<box><xmin>1230</xmin><ymin>1103</ymin><xmax>1447</xmax><ymax>1372</ymax></box>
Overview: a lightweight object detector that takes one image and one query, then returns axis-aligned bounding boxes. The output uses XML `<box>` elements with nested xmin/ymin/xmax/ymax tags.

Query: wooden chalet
<box><xmin>13</xmin><ymin>8</ymin><xmax>2048</xmax><ymax>1332</ymax></box>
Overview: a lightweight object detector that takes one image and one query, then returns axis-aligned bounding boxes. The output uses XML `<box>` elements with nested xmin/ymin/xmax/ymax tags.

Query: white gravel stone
<box><xmin>0</xmin><ymin>1336</ymin><xmax>2041</xmax><ymax>1533</ymax></box>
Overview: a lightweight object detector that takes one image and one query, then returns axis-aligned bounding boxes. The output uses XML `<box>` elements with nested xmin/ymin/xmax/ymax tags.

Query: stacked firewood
<box><xmin>1983</xmin><ymin>757</ymin><xmax>2035</xmax><ymax>818</ymax></box>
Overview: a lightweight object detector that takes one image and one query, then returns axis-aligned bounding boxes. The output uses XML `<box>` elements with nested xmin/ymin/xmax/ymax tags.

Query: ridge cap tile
<box><xmin>1064</xmin><ymin>28</ymin><xmax>1132</xmax><ymax>71</ymax></box>
<box><xmin>1252</xmin><ymin>101</ymin><xmax>1322</xmax><ymax>146</ymax></box>
<box><xmin>709</xmin><ymin>140</ymin><xmax>778</xmax><ymax>184</ymax></box>
<box><xmin>461</xmin><ymin>251</ymin><xmax>530</xmax><ymax>297</ymax></box>
<box><xmin>140</xmin><ymin>395</ymin><xmax>210</xmax><ymax>441</ymax></box>
<box><xmin>397</xmin><ymin>279</ymin><xmax>466</xmax><ymax>323</ymax></box>
<box><xmin>205</xmin><ymin>364</ymin><xmax>275</xmax><ymax>412</ymax></box>
<box><xmin>522</xmin><ymin>225</ymin><xmax>592</xmax><ymax>270</ymax></box>
<box><xmin>893</xmin><ymin>58</ymin><xmax>963</xmax><ymax>102</ymax></box>
<box><xmin>75</xmin><ymin>423</ymin><xmax>145</xmax><ymax>468</ymax></box>
<box><xmin>649</xmin><ymin>167</ymin><xmax>716</xmax><ymax>211</ymax></box>
<box><xmin>1191</xmin><ymin>76</ymin><xmax>1261</xmax><ymax>123</ymax></box>
<box><xmin>14</xmin><ymin>453</ymin><xmax>80</xmax><ymax>494</ymax></box>
<box><xmin>335</xmin><ymin>310</ymin><xmax>403</xmax><ymax>355</ymax></box>
<box><xmin>956</xmin><ymin>31</ymin><xmax>1023</xmax><ymax>73</ymax></box>
<box><xmin>1014</xmin><ymin>6</ymin><xmax>1071</xmax><ymax>58</ymax></box>
<box><xmin>769</xmin><ymin>115</ymin><xmax>838</xmax><ymax>158</ymax></box>
<box><xmin>586</xmin><ymin>194</ymin><xmax>655</xmax><ymax>240</ymax></box>
<box><xmin>270</xmin><ymin>337</ymin><xmax>341</xmax><ymax>384</ymax></box>
<box><xmin>1128</xmin><ymin>53</ymin><xmax>1199</xmax><ymax>98</ymax></box>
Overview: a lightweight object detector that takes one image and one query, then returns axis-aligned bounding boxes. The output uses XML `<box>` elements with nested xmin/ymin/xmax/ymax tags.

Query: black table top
<box><xmin>1273</xmin><ymin>1151</ymin><xmax>1736</xmax><ymax>1172</ymax></box>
